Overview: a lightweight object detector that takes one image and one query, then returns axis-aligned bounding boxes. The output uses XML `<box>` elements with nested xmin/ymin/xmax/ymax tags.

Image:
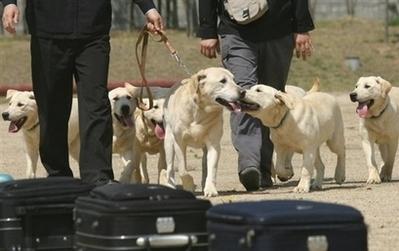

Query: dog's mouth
<box><xmin>356</xmin><ymin>100</ymin><xmax>374</xmax><ymax>118</ymax></box>
<box><xmin>238</xmin><ymin>100</ymin><xmax>260</xmax><ymax>112</ymax></box>
<box><xmin>215</xmin><ymin>98</ymin><xmax>242</xmax><ymax>112</ymax></box>
<box><xmin>114</xmin><ymin>113</ymin><xmax>134</xmax><ymax>128</ymax></box>
<box><xmin>151</xmin><ymin>119</ymin><xmax>165</xmax><ymax>140</ymax></box>
<box><xmin>8</xmin><ymin>117</ymin><xmax>27</xmax><ymax>133</ymax></box>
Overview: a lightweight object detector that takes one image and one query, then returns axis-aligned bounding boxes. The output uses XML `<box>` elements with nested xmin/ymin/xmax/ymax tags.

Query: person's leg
<box><xmin>31</xmin><ymin>37</ymin><xmax>74</xmax><ymax>177</ymax></box>
<box><xmin>220</xmin><ymin>34</ymin><xmax>264</xmax><ymax>191</ymax></box>
<box><xmin>74</xmin><ymin>35</ymin><xmax>114</xmax><ymax>185</ymax></box>
<box><xmin>257</xmin><ymin>34</ymin><xmax>295</xmax><ymax>186</ymax></box>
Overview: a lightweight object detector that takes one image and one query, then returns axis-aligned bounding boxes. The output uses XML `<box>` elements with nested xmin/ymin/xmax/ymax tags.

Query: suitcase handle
<box><xmin>136</xmin><ymin>234</ymin><xmax>198</xmax><ymax>248</ymax></box>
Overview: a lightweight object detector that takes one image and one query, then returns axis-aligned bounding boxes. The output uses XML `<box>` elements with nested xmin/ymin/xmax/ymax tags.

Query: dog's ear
<box><xmin>274</xmin><ymin>91</ymin><xmax>294</xmax><ymax>109</ymax></box>
<box><xmin>6</xmin><ymin>89</ymin><xmax>17</xmax><ymax>101</ymax></box>
<box><xmin>28</xmin><ymin>92</ymin><xmax>35</xmax><ymax>100</ymax></box>
<box><xmin>124</xmin><ymin>82</ymin><xmax>140</xmax><ymax>97</ymax></box>
<box><xmin>376</xmin><ymin>76</ymin><xmax>392</xmax><ymax>98</ymax></box>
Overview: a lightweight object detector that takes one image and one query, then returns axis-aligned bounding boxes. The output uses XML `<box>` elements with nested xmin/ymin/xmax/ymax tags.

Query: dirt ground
<box><xmin>1</xmin><ymin>93</ymin><xmax>399</xmax><ymax>251</ymax></box>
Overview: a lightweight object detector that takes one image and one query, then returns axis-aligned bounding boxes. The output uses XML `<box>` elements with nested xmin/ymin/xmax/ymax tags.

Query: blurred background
<box><xmin>1</xmin><ymin>0</ymin><xmax>399</xmax><ymax>91</ymax></box>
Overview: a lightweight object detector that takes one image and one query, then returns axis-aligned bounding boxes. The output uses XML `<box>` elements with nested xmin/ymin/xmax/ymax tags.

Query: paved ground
<box><xmin>1</xmin><ymin>93</ymin><xmax>399</xmax><ymax>250</ymax></box>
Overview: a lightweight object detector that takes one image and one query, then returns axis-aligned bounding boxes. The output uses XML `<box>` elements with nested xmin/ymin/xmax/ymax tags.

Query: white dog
<box><xmin>350</xmin><ymin>76</ymin><xmax>399</xmax><ymax>184</ymax></box>
<box><xmin>240</xmin><ymin>85</ymin><xmax>346</xmax><ymax>193</ymax></box>
<box><xmin>111</xmin><ymin>84</ymin><xmax>169</xmax><ymax>183</ymax></box>
<box><xmin>2</xmin><ymin>90</ymin><xmax>79</xmax><ymax>178</ymax></box>
<box><xmin>133</xmin><ymin>98</ymin><xmax>166</xmax><ymax>184</ymax></box>
<box><xmin>161</xmin><ymin>67</ymin><xmax>244</xmax><ymax>197</ymax></box>
<box><xmin>109</xmin><ymin>85</ymin><xmax>141</xmax><ymax>183</ymax></box>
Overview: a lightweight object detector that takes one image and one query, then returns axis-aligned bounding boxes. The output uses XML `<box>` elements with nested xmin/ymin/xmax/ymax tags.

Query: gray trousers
<box><xmin>220</xmin><ymin>34</ymin><xmax>294</xmax><ymax>183</ymax></box>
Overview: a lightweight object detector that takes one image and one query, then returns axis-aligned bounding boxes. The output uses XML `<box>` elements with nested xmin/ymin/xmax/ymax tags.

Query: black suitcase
<box><xmin>74</xmin><ymin>183</ymin><xmax>211</xmax><ymax>251</ymax></box>
<box><xmin>0</xmin><ymin>177</ymin><xmax>94</xmax><ymax>251</ymax></box>
<box><xmin>207</xmin><ymin>200</ymin><xmax>368</xmax><ymax>251</ymax></box>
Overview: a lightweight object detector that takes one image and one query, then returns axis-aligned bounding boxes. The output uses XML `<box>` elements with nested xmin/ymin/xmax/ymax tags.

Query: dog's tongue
<box><xmin>356</xmin><ymin>103</ymin><xmax>369</xmax><ymax>118</ymax></box>
<box><xmin>229</xmin><ymin>102</ymin><xmax>241</xmax><ymax>113</ymax></box>
<box><xmin>8</xmin><ymin>121</ymin><xmax>19</xmax><ymax>133</ymax></box>
<box><xmin>155</xmin><ymin>124</ymin><xmax>165</xmax><ymax>140</ymax></box>
<box><xmin>123</xmin><ymin>116</ymin><xmax>134</xmax><ymax>128</ymax></box>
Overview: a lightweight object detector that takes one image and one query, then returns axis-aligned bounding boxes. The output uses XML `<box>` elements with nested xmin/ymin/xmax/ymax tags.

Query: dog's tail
<box><xmin>307</xmin><ymin>78</ymin><xmax>320</xmax><ymax>94</ymax></box>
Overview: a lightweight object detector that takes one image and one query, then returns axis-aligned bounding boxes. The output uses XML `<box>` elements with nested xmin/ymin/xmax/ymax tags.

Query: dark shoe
<box><xmin>260</xmin><ymin>176</ymin><xmax>274</xmax><ymax>190</ymax></box>
<box><xmin>239</xmin><ymin>167</ymin><xmax>260</xmax><ymax>191</ymax></box>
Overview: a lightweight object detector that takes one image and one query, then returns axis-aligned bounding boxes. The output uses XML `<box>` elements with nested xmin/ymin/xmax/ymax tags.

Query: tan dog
<box><xmin>240</xmin><ymin>85</ymin><xmax>345</xmax><ymax>193</ymax></box>
<box><xmin>133</xmin><ymin>98</ymin><xmax>166</xmax><ymax>184</ymax></box>
<box><xmin>111</xmin><ymin>84</ymin><xmax>169</xmax><ymax>183</ymax></box>
<box><xmin>161</xmin><ymin>67</ymin><xmax>245</xmax><ymax>197</ymax></box>
<box><xmin>109</xmin><ymin>85</ymin><xmax>141</xmax><ymax>183</ymax></box>
<box><xmin>2</xmin><ymin>90</ymin><xmax>80</xmax><ymax>178</ymax></box>
<box><xmin>350</xmin><ymin>76</ymin><xmax>399</xmax><ymax>184</ymax></box>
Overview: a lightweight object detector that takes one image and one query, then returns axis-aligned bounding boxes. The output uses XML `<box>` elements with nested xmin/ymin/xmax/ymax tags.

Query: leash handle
<box><xmin>135</xmin><ymin>26</ymin><xmax>154</xmax><ymax>111</ymax></box>
<box><xmin>135</xmin><ymin>26</ymin><xmax>179</xmax><ymax>111</ymax></box>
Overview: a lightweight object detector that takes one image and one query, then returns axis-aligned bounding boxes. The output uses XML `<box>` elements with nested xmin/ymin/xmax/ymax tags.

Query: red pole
<box><xmin>0</xmin><ymin>79</ymin><xmax>177</xmax><ymax>97</ymax></box>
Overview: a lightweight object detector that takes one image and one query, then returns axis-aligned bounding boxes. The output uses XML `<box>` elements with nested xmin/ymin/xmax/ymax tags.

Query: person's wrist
<box><xmin>144</xmin><ymin>8</ymin><xmax>158</xmax><ymax>16</ymax></box>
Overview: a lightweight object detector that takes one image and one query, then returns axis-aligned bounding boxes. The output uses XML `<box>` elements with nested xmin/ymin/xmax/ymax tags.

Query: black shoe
<box><xmin>260</xmin><ymin>176</ymin><xmax>274</xmax><ymax>190</ymax></box>
<box><xmin>239</xmin><ymin>167</ymin><xmax>260</xmax><ymax>191</ymax></box>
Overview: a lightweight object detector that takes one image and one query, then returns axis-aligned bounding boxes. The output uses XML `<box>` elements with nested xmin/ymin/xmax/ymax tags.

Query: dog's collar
<box><xmin>370</xmin><ymin>102</ymin><xmax>388</xmax><ymax>119</ymax></box>
<box><xmin>27</xmin><ymin>121</ymin><xmax>39</xmax><ymax>131</ymax></box>
<box><xmin>270</xmin><ymin>109</ymin><xmax>289</xmax><ymax>129</ymax></box>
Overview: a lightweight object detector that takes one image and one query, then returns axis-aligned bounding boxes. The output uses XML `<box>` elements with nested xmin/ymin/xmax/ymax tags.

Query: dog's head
<box><xmin>109</xmin><ymin>86</ymin><xmax>138</xmax><ymax>128</ymax></box>
<box><xmin>349</xmin><ymin>76</ymin><xmax>392</xmax><ymax>118</ymax></box>
<box><xmin>239</xmin><ymin>85</ymin><xmax>294</xmax><ymax>127</ymax></box>
<box><xmin>190</xmin><ymin>67</ymin><xmax>245</xmax><ymax>112</ymax></box>
<box><xmin>139</xmin><ymin>98</ymin><xmax>165</xmax><ymax>140</ymax></box>
<box><xmin>2</xmin><ymin>90</ymin><xmax>38</xmax><ymax>133</ymax></box>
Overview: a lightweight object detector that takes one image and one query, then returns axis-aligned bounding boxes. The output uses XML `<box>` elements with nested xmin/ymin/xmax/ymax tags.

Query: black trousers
<box><xmin>31</xmin><ymin>35</ymin><xmax>114</xmax><ymax>185</ymax></box>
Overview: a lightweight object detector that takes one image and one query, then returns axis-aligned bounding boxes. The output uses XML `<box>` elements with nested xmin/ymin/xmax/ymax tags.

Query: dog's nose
<box><xmin>121</xmin><ymin>105</ymin><xmax>130</xmax><ymax>116</ymax></box>
<box><xmin>349</xmin><ymin>92</ymin><xmax>357</xmax><ymax>102</ymax></box>
<box><xmin>2</xmin><ymin>112</ymin><xmax>9</xmax><ymax>121</ymax></box>
<box><xmin>239</xmin><ymin>90</ymin><xmax>246</xmax><ymax>99</ymax></box>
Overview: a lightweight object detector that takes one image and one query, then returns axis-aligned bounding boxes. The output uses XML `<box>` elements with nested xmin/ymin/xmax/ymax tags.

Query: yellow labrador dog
<box><xmin>2</xmin><ymin>90</ymin><xmax>80</xmax><ymax>178</ymax></box>
<box><xmin>240</xmin><ymin>85</ymin><xmax>345</xmax><ymax>193</ymax></box>
<box><xmin>161</xmin><ymin>67</ymin><xmax>245</xmax><ymax>197</ymax></box>
<box><xmin>111</xmin><ymin>84</ymin><xmax>169</xmax><ymax>183</ymax></box>
<box><xmin>350</xmin><ymin>76</ymin><xmax>399</xmax><ymax>184</ymax></box>
<box><xmin>133</xmin><ymin>98</ymin><xmax>166</xmax><ymax>184</ymax></box>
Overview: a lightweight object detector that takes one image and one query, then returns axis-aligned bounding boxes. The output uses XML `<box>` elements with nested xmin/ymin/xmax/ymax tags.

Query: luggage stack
<box><xmin>0</xmin><ymin>177</ymin><xmax>94</xmax><ymax>251</ymax></box>
<box><xmin>207</xmin><ymin>200</ymin><xmax>368</xmax><ymax>251</ymax></box>
<box><xmin>74</xmin><ymin>183</ymin><xmax>211</xmax><ymax>251</ymax></box>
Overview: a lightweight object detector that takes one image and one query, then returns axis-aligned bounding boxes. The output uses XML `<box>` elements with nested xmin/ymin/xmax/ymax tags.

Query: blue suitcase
<box><xmin>207</xmin><ymin>200</ymin><xmax>367</xmax><ymax>251</ymax></box>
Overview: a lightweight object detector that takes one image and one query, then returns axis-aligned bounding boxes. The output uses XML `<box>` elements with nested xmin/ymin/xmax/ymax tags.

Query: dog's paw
<box><xmin>293</xmin><ymin>178</ymin><xmax>311</xmax><ymax>193</ymax></box>
<box><xmin>380</xmin><ymin>168</ymin><xmax>392</xmax><ymax>182</ymax></box>
<box><xmin>203</xmin><ymin>182</ymin><xmax>218</xmax><ymax>197</ymax></box>
<box><xmin>293</xmin><ymin>185</ymin><xmax>311</xmax><ymax>193</ymax></box>
<box><xmin>159</xmin><ymin>170</ymin><xmax>176</xmax><ymax>188</ymax></box>
<box><xmin>334</xmin><ymin>173</ymin><xmax>346</xmax><ymax>184</ymax></box>
<box><xmin>366</xmin><ymin>175</ymin><xmax>381</xmax><ymax>184</ymax></box>
<box><xmin>181</xmin><ymin>174</ymin><xmax>196</xmax><ymax>192</ymax></box>
<box><xmin>118</xmin><ymin>175</ymin><xmax>131</xmax><ymax>184</ymax></box>
<box><xmin>311</xmin><ymin>181</ymin><xmax>322</xmax><ymax>191</ymax></box>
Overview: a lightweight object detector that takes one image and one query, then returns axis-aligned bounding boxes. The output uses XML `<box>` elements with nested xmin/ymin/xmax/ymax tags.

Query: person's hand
<box><xmin>200</xmin><ymin>39</ymin><xmax>220</xmax><ymax>59</ymax></box>
<box><xmin>145</xmin><ymin>9</ymin><xmax>164</xmax><ymax>33</ymax></box>
<box><xmin>2</xmin><ymin>4</ymin><xmax>20</xmax><ymax>34</ymax></box>
<box><xmin>294</xmin><ymin>32</ymin><xmax>313</xmax><ymax>60</ymax></box>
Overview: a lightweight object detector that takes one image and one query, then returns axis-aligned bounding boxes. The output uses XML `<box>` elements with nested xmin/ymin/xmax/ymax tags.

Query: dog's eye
<box><xmin>220</xmin><ymin>78</ymin><xmax>227</xmax><ymax>84</ymax></box>
<box><xmin>126</xmin><ymin>96</ymin><xmax>132</xmax><ymax>100</ymax></box>
<box><xmin>256</xmin><ymin>89</ymin><xmax>261</xmax><ymax>92</ymax></box>
<box><xmin>153</xmin><ymin>105</ymin><xmax>159</xmax><ymax>109</ymax></box>
<box><xmin>113</xmin><ymin>97</ymin><xmax>119</xmax><ymax>101</ymax></box>
<box><xmin>17</xmin><ymin>103</ymin><xmax>24</xmax><ymax>107</ymax></box>
<box><xmin>365</xmin><ymin>84</ymin><xmax>370</xmax><ymax>89</ymax></box>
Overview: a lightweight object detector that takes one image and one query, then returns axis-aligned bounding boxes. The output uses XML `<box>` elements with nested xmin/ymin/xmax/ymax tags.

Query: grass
<box><xmin>1</xmin><ymin>17</ymin><xmax>399</xmax><ymax>92</ymax></box>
